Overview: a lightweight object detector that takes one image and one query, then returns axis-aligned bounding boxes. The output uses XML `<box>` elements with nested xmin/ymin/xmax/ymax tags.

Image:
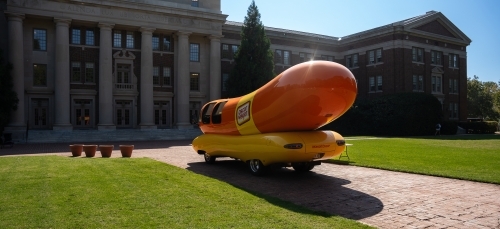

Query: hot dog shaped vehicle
<box><xmin>192</xmin><ymin>61</ymin><xmax>357</xmax><ymax>175</ymax></box>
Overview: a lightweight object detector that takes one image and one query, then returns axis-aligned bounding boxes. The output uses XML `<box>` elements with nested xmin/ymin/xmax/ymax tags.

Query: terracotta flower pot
<box><xmin>83</xmin><ymin>145</ymin><xmax>97</xmax><ymax>157</ymax></box>
<box><xmin>69</xmin><ymin>144</ymin><xmax>83</xmax><ymax>157</ymax></box>
<box><xmin>119</xmin><ymin>145</ymin><xmax>134</xmax><ymax>157</ymax></box>
<box><xmin>99</xmin><ymin>145</ymin><xmax>114</xmax><ymax>158</ymax></box>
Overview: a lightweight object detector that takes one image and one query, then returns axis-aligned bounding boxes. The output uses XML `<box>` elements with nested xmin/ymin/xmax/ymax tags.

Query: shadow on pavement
<box><xmin>0</xmin><ymin>140</ymin><xmax>193</xmax><ymax>156</ymax></box>
<box><xmin>187</xmin><ymin>159</ymin><xmax>383</xmax><ymax>220</ymax></box>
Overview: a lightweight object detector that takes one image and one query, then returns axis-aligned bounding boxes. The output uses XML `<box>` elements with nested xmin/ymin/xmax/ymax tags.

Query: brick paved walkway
<box><xmin>1</xmin><ymin>140</ymin><xmax>499</xmax><ymax>229</ymax></box>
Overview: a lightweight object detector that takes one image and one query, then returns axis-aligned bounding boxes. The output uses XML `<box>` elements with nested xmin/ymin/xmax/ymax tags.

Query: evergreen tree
<box><xmin>0</xmin><ymin>49</ymin><xmax>19</xmax><ymax>132</ymax></box>
<box><xmin>226</xmin><ymin>0</ymin><xmax>274</xmax><ymax>98</ymax></box>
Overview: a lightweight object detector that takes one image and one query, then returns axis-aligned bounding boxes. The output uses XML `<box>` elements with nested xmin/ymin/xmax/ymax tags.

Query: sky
<box><xmin>221</xmin><ymin>0</ymin><xmax>500</xmax><ymax>84</ymax></box>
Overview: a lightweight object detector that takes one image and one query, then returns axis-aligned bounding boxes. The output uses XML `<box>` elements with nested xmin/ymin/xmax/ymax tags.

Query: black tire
<box><xmin>204</xmin><ymin>153</ymin><xmax>216</xmax><ymax>164</ymax></box>
<box><xmin>292</xmin><ymin>162</ymin><xmax>315</xmax><ymax>172</ymax></box>
<box><xmin>248</xmin><ymin>159</ymin><xmax>267</xmax><ymax>176</ymax></box>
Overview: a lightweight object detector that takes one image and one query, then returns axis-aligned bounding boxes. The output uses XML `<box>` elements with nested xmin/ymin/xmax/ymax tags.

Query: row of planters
<box><xmin>69</xmin><ymin>144</ymin><xmax>134</xmax><ymax>158</ymax></box>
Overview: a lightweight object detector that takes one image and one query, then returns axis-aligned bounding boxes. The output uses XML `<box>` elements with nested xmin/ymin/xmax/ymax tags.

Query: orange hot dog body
<box><xmin>199</xmin><ymin>61</ymin><xmax>357</xmax><ymax>135</ymax></box>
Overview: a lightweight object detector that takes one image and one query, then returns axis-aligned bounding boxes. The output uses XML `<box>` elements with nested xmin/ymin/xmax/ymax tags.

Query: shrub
<box><xmin>458</xmin><ymin>121</ymin><xmax>498</xmax><ymax>134</ymax></box>
<box><xmin>440</xmin><ymin>121</ymin><xmax>458</xmax><ymax>135</ymax></box>
<box><xmin>321</xmin><ymin>92</ymin><xmax>443</xmax><ymax>136</ymax></box>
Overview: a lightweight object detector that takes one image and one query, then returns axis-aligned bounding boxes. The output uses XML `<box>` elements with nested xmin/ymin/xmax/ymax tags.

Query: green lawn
<box><xmin>336</xmin><ymin>134</ymin><xmax>500</xmax><ymax>184</ymax></box>
<box><xmin>0</xmin><ymin>156</ymin><xmax>371</xmax><ymax>229</ymax></box>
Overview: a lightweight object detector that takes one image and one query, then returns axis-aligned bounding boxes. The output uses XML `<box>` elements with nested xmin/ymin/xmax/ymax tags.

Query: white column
<box><xmin>209</xmin><ymin>35</ymin><xmax>222</xmax><ymax>100</ymax></box>
<box><xmin>97</xmin><ymin>23</ymin><xmax>116</xmax><ymax>130</ymax></box>
<box><xmin>4</xmin><ymin>12</ymin><xmax>26</xmax><ymax>141</ymax></box>
<box><xmin>53</xmin><ymin>18</ymin><xmax>72</xmax><ymax>131</ymax></box>
<box><xmin>139</xmin><ymin>27</ymin><xmax>156</xmax><ymax>129</ymax></box>
<box><xmin>175</xmin><ymin>31</ymin><xmax>192</xmax><ymax>129</ymax></box>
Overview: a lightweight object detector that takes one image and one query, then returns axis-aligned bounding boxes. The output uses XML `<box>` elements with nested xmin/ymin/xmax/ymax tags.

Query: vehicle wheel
<box><xmin>292</xmin><ymin>162</ymin><xmax>315</xmax><ymax>172</ymax></box>
<box><xmin>204</xmin><ymin>153</ymin><xmax>216</xmax><ymax>164</ymax></box>
<box><xmin>248</xmin><ymin>159</ymin><xmax>267</xmax><ymax>176</ymax></box>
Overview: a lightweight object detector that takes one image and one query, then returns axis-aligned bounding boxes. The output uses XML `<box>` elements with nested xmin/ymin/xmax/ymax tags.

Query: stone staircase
<box><xmin>25</xmin><ymin>128</ymin><xmax>203</xmax><ymax>144</ymax></box>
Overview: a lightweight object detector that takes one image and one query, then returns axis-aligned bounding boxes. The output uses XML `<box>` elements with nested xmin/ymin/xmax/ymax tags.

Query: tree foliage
<box><xmin>225</xmin><ymin>0</ymin><xmax>274</xmax><ymax>98</ymax></box>
<box><xmin>0</xmin><ymin>49</ymin><xmax>19</xmax><ymax>131</ymax></box>
<box><xmin>467</xmin><ymin>75</ymin><xmax>500</xmax><ymax>121</ymax></box>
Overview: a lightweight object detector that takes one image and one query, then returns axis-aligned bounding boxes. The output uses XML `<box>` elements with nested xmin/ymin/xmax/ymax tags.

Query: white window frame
<box><xmin>412</xmin><ymin>47</ymin><xmax>424</xmax><ymax>62</ymax></box>
<box><xmin>153</xmin><ymin>66</ymin><xmax>160</xmax><ymax>86</ymax></box>
<box><xmin>449</xmin><ymin>54</ymin><xmax>459</xmax><ymax>68</ymax></box>
<box><xmin>431</xmin><ymin>50</ymin><xmax>442</xmax><ymax>65</ymax></box>
<box><xmin>432</xmin><ymin>75</ymin><xmax>442</xmax><ymax>94</ymax></box>
<box><xmin>369</xmin><ymin>76</ymin><xmax>383</xmax><ymax>92</ymax></box>
<box><xmin>413</xmin><ymin>75</ymin><xmax>423</xmax><ymax>92</ymax></box>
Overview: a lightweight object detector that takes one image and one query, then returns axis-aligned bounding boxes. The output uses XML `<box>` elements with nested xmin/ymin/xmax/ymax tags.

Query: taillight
<box><xmin>284</xmin><ymin>143</ymin><xmax>303</xmax><ymax>149</ymax></box>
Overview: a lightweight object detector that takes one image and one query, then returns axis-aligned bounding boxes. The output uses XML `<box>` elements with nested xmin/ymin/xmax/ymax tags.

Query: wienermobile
<box><xmin>192</xmin><ymin>61</ymin><xmax>357</xmax><ymax>175</ymax></box>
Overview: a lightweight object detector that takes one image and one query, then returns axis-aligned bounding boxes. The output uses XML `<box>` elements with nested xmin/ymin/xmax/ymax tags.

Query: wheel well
<box><xmin>197</xmin><ymin>150</ymin><xmax>206</xmax><ymax>155</ymax></box>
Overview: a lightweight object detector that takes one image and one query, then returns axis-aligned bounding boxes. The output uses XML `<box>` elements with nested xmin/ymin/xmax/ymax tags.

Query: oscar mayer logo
<box><xmin>237</xmin><ymin>101</ymin><xmax>251</xmax><ymax>126</ymax></box>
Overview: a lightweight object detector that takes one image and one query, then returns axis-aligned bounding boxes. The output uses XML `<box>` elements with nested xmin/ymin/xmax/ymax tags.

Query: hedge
<box><xmin>321</xmin><ymin>92</ymin><xmax>443</xmax><ymax>136</ymax></box>
<box><xmin>458</xmin><ymin>121</ymin><xmax>498</xmax><ymax>134</ymax></box>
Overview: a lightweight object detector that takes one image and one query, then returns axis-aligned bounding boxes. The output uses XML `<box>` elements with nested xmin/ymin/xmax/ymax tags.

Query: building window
<box><xmin>71</xmin><ymin>29</ymin><xmax>81</xmax><ymax>44</ymax></box>
<box><xmin>152</xmin><ymin>35</ymin><xmax>160</xmax><ymax>51</ymax></box>
<box><xmin>412</xmin><ymin>75</ymin><xmax>424</xmax><ymax>91</ymax></box>
<box><xmin>190</xmin><ymin>43</ymin><xmax>200</xmax><ymax>62</ymax></box>
<box><xmin>449</xmin><ymin>54</ymin><xmax>459</xmax><ymax>68</ymax></box>
<box><xmin>431</xmin><ymin>50</ymin><xmax>442</xmax><ymax>65</ymax></box>
<box><xmin>275</xmin><ymin>50</ymin><xmax>291</xmax><ymax>65</ymax></box>
<box><xmin>368</xmin><ymin>48</ymin><xmax>382</xmax><ymax>65</ymax></box>
<box><xmin>153</xmin><ymin>67</ymin><xmax>160</xmax><ymax>85</ymax></box>
<box><xmin>71</xmin><ymin>62</ymin><xmax>81</xmax><ymax>82</ymax></box>
<box><xmin>321</xmin><ymin>55</ymin><xmax>334</xmax><ymax>62</ymax></box>
<box><xmin>126</xmin><ymin>31</ymin><xmax>134</xmax><ymax>49</ymax></box>
<box><xmin>346</xmin><ymin>54</ymin><xmax>358</xmax><ymax>68</ymax></box>
<box><xmin>449</xmin><ymin>79</ymin><xmax>458</xmax><ymax>94</ymax></box>
<box><xmin>163</xmin><ymin>67</ymin><xmax>171</xmax><ymax>86</ymax></box>
<box><xmin>85</xmin><ymin>63</ymin><xmax>95</xmax><ymax>83</ymax></box>
<box><xmin>232</xmin><ymin>45</ymin><xmax>239</xmax><ymax>55</ymax></box>
<box><xmin>190</xmin><ymin>73</ymin><xmax>200</xmax><ymax>91</ymax></box>
<box><xmin>33</xmin><ymin>64</ymin><xmax>47</xmax><ymax>86</ymax></box>
<box><xmin>299</xmin><ymin>53</ymin><xmax>312</xmax><ymax>62</ymax></box>
<box><xmin>113</xmin><ymin>31</ymin><xmax>121</xmax><ymax>48</ymax></box>
<box><xmin>369</xmin><ymin>76</ymin><xmax>383</xmax><ymax>92</ymax></box>
<box><xmin>449</xmin><ymin>103</ymin><xmax>458</xmax><ymax>119</ymax></box>
<box><xmin>412</xmin><ymin>47</ymin><xmax>424</xmax><ymax>62</ymax></box>
<box><xmin>33</xmin><ymin>29</ymin><xmax>47</xmax><ymax>51</ymax></box>
<box><xmin>432</xmin><ymin>75</ymin><xmax>442</xmax><ymax>93</ymax></box>
<box><xmin>163</xmin><ymin>36</ymin><xmax>172</xmax><ymax>51</ymax></box>
<box><xmin>86</xmin><ymin>30</ymin><xmax>95</xmax><ymax>46</ymax></box>
<box><xmin>191</xmin><ymin>0</ymin><xmax>199</xmax><ymax>7</ymax></box>
<box><xmin>222</xmin><ymin>44</ymin><xmax>230</xmax><ymax>59</ymax></box>
<box><xmin>222</xmin><ymin>73</ymin><xmax>229</xmax><ymax>92</ymax></box>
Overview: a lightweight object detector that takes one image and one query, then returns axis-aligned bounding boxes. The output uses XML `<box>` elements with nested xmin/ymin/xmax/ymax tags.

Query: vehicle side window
<box><xmin>201</xmin><ymin>102</ymin><xmax>215</xmax><ymax>124</ymax></box>
<box><xmin>211</xmin><ymin>101</ymin><xmax>227</xmax><ymax>124</ymax></box>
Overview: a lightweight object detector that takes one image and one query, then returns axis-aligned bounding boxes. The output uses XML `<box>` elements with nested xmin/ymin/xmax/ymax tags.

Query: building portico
<box><xmin>3</xmin><ymin>0</ymin><xmax>226</xmax><ymax>140</ymax></box>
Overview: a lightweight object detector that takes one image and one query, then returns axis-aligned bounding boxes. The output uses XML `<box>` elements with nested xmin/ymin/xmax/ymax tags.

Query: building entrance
<box><xmin>116</xmin><ymin>100</ymin><xmax>133</xmax><ymax>128</ymax></box>
<box><xmin>30</xmin><ymin>99</ymin><xmax>49</xmax><ymax>129</ymax></box>
<box><xmin>154</xmin><ymin>101</ymin><xmax>171</xmax><ymax>129</ymax></box>
<box><xmin>73</xmin><ymin>99</ymin><xmax>94</xmax><ymax>129</ymax></box>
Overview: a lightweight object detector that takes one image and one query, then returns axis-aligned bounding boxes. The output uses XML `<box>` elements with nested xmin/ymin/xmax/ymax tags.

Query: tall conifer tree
<box><xmin>226</xmin><ymin>0</ymin><xmax>274</xmax><ymax>98</ymax></box>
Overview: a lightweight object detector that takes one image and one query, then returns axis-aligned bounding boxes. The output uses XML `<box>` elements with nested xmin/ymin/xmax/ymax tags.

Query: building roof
<box><xmin>225</xmin><ymin>11</ymin><xmax>471</xmax><ymax>45</ymax></box>
<box><xmin>224</xmin><ymin>21</ymin><xmax>340</xmax><ymax>41</ymax></box>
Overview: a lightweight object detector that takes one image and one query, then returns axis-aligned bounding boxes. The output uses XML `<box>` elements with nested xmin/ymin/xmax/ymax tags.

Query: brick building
<box><xmin>222</xmin><ymin>11</ymin><xmax>471</xmax><ymax>122</ymax></box>
<box><xmin>1</xmin><ymin>0</ymin><xmax>470</xmax><ymax>141</ymax></box>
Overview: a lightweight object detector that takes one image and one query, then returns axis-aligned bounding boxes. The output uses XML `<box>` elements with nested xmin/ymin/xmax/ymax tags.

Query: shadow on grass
<box><xmin>186</xmin><ymin>159</ymin><xmax>383</xmax><ymax>220</ymax></box>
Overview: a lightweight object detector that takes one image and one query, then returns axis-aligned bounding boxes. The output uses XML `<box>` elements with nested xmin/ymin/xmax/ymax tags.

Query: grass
<box><xmin>333</xmin><ymin>134</ymin><xmax>500</xmax><ymax>184</ymax></box>
<box><xmin>0</xmin><ymin>156</ymin><xmax>372</xmax><ymax>229</ymax></box>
